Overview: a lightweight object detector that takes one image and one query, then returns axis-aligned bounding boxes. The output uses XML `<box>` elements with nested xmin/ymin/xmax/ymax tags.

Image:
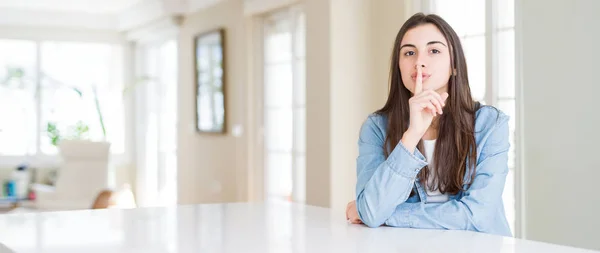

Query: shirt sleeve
<box><xmin>355</xmin><ymin>115</ymin><xmax>428</xmax><ymax>228</ymax></box>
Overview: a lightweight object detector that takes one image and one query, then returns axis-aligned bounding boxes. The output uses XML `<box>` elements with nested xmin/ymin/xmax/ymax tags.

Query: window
<box><xmin>40</xmin><ymin>42</ymin><xmax>125</xmax><ymax>155</ymax></box>
<box><xmin>426</xmin><ymin>0</ymin><xmax>517</xmax><ymax>233</ymax></box>
<box><xmin>263</xmin><ymin>7</ymin><xmax>306</xmax><ymax>202</ymax></box>
<box><xmin>0</xmin><ymin>39</ymin><xmax>125</xmax><ymax>160</ymax></box>
<box><xmin>433</xmin><ymin>0</ymin><xmax>487</xmax><ymax>101</ymax></box>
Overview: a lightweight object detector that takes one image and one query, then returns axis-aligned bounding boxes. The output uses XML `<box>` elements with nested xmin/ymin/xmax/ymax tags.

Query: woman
<box><xmin>345</xmin><ymin>12</ymin><xmax>512</xmax><ymax>237</ymax></box>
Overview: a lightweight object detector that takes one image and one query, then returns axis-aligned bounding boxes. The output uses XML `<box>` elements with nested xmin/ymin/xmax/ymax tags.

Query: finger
<box><xmin>415</xmin><ymin>65</ymin><xmax>423</xmax><ymax>95</ymax></box>
<box><xmin>418</xmin><ymin>102</ymin><xmax>434</xmax><ymax>117</ymax></box>
<box><xmin>429</xmin><ymin>90</ymin><xmax>446</xmax><ymax>107</ymax></box>
<box><xmin>423</xmin><ymin>103</ymin><xmax>437</xmax><ymax>117</ymax></box>
<box><xmin>417</xmin><ymin>99</ymin><xmax>437</xmax><ymax>112</ymax></box>
<box><xmin>427</xmin><ymin>94</ymin><xmax>444</xmax><ymax>114</ymax></box>
<box><xmin>428</xmin><ymin>103</ymin><xmax>437</xmax><ymax>117</ymax></box>
<box><xmin>421</xmin><ymin>91</ymin><xmax>447</xmax><ymax>114</ymax></box>
<box><xmin>418</xmin><ymin>90</ymin><xmax>445</xmax><ymax>108</ymax></box>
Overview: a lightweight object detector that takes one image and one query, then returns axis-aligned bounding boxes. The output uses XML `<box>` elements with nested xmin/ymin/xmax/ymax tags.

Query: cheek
<box><xmin>431</xmin><ymin>58</ymin><xmax>451</xmax><ymax>74</ymax></box>
<box><xmin>430</xmin><ymin>61</ymin><xmax>452</xmax><ymax>87</ymax></box>
<box><xmin>399</xmin><ymin>61</ymin><xmax>413</xmax><ymax>85</ymax></box>
<box><xmin>430</xmin><ymin>74</ymin><xmax>449</xmax><ymax>90</ymax></box>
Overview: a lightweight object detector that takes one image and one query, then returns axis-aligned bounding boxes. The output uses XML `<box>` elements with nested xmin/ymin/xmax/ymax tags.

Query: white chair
<box><xmin>33</xmin><ymin>140</ymin><xmax>111</xmax><ymax>211</ymax></box>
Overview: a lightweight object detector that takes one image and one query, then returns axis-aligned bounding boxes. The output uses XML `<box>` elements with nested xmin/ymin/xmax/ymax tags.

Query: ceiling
<box><xmin>0</xmin><ymin>0</ymin><xmax>144</xmax><ymax>14</ymax></box>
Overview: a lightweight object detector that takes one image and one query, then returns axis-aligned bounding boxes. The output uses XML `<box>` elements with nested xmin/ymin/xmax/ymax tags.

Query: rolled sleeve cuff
<box><xmin>385</xmin><ymin>202</ymin><xmax>420</xmax><ymax>227</ymax></box>
<box><xmin>386</xmin><ymin>140</ymin><xmax>428</xmax><ymax>178</ymax></box>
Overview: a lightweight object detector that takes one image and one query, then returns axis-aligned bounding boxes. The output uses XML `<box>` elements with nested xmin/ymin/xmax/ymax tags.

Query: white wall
<box><xmin>519</xmin><ymin>0</ymin><xmax>600</xmax><ymax>250</ymax></box>
<box><xmin>177</xmin><ymin>0</ymin><xmax>248</xmax><ymax>204</ymax></box>
<box><xmin>304</xmin><ymin>0</ymin><xmax>332</xmax><ymax>208</ymax></box>
<box><xmin>0</xmin><ymin>26</ymin><xmax>124</xmax><ymax>43</ymax></box>
<box><xmin>0</xmin><ymin>8</ymin><xmax>118</xmax><ymax>30</ymax></box>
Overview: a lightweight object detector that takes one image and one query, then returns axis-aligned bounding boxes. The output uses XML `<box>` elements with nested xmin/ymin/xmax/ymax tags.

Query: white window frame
<box><xmin>409</xmin><ymin>0</ymin><xmax>523</xmax><ymax>238</ymax></box>
<box><xmin>250</xmin><ymin>4</ymin><xmax>306</xmax><ymax>203</ymax></box>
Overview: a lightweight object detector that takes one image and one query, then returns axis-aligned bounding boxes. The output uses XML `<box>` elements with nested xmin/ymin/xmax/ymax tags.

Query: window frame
<box><xmin>254</xmin><ymin>4</ymin><xmax>306</xmax><ymax>203</ymax></box>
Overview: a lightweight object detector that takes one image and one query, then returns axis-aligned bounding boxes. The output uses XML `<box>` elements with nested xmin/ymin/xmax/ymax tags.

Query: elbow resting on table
<box><xmin>356</xmin><ymin>196</ymin><xmax>387</xmax><ymax>228</ymax></box>
<box><xmin>363</xmin><ymin>219</ymin><xmax>384</xmax><ymax>228</ymax></box>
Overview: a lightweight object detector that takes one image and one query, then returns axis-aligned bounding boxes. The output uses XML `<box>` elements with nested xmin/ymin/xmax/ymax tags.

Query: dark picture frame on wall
<box><xmin>194</xmin><ymin>28</ymin><xmax>226</xmax><ymax>134</ymax></box>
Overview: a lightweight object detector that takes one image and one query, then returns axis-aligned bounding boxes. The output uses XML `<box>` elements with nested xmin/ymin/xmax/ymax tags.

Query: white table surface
<box><xmin>0</xmin><ymin>201</ymin><xmax>597</xmax><ymax>253</ymax></box>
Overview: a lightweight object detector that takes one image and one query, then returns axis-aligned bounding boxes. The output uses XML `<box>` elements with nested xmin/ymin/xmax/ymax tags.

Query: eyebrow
<box><xmin>399</xmin><ymin>41</ymin><xmax>448</xmax><ymax>50</ymax></box>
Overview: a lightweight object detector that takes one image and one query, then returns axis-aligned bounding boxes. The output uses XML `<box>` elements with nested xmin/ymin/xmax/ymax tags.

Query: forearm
<box><xmin>356</xmin><ymin>140</ymin><xmax>427</xmax><ymax>228</ymax></box>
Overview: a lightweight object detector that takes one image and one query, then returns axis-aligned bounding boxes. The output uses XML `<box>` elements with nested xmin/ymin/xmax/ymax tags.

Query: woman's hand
<box><xmin>346</xmin><ymin>200</ymin><xmax>363</xmax><ymax>224</ymax></box>
<box><xmin>402</xmin><ymin>65</ymin><xmax>449</xmax><ymax>152</ymax></box>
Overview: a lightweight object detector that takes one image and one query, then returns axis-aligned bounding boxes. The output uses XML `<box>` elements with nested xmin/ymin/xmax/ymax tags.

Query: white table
<box><xmin>0</xmin><ymin>202</ymin><xmax>597</xmax><ymax>253</ymax></box>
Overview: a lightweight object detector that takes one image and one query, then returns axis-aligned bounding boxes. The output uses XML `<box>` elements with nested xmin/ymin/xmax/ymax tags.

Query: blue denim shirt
<box><xmin>355</xmin><ymin>106</ymin><xmax>512</xmax><ymax>237</ymax></box>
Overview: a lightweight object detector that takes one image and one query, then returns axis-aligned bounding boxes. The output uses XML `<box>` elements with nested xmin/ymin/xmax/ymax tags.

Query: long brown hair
<box><xmin>376</xmin><ymin>13</ymin><xmax>479</xmax><ymax>194</ymax></box>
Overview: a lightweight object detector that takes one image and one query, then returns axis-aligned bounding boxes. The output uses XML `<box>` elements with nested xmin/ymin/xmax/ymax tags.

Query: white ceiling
<box><xmin>0</xmin><ymin>0</ymin><xmax>222</xmax><ymax>31</ymax></box>
<box><xmin>0</xmin><ymin>0</ymin><xmax>144</xmax><ymax>14</ymax></box>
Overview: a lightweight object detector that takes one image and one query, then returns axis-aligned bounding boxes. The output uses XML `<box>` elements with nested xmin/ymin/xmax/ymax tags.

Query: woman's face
<box><xmin>399</xmin><ymin>23</ymin><xmax>452</xmax><ymax>95</ymax></box>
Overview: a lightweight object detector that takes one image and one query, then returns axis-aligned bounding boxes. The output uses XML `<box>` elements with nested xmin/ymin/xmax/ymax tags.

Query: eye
<box><xmin>404</xmin><ymin>51</ymin><xmax>415</xmax><ymax>56</ymax></box>
<box><xmin>430</xmin><ymin>49</ymin><xmax>441</xmax><ymax>54</ymax></box>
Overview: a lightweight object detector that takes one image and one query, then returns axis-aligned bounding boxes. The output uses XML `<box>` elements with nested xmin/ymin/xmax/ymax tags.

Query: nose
<box><xmin>415</xmin><ymin>53</ymin><xmax>427</xmax><ymax>69</ymax></box>
<box><xmin>414</xmin><ymin>63</ymin><xmax>426</xmax><ymax>70</ymax></box>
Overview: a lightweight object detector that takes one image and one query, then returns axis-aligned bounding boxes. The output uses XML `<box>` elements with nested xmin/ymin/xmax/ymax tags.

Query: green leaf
<box><xmin>46</xmin><ymin>121</ymin><xmax>61</xmax><ymax>146</ymax></box>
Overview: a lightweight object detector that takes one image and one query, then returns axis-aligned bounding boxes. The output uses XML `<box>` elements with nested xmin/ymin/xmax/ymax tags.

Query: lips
<box><xmin>411</xmin><ymin>73</ymin><xmax>431</xmax><ymax>80</ymax></box>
